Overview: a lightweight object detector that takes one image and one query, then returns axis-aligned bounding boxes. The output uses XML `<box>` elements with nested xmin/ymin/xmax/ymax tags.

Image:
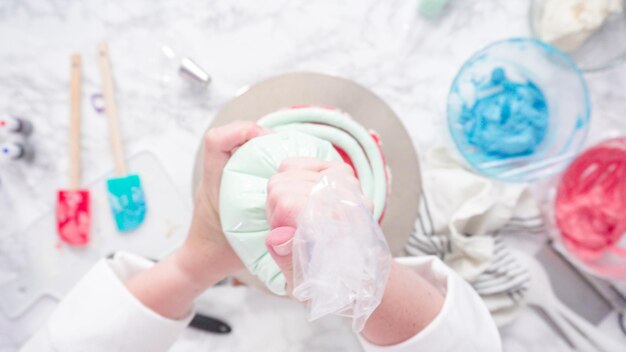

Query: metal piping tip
<box><xmin>179</xmin><ymin>57</ymin><xmax>211</xmax><ymax>87</ymax></box>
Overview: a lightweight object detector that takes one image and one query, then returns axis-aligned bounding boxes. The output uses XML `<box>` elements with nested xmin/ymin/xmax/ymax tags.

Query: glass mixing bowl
<box><xmin>530</xmin><ymin>0</ymin><xmax>626</xmax><ymax>72</ymax></box>
<box><xmin>447</xmin><ymin>38</ymin><xmax>591</xmax><ymax>182</ymax></box>
<box><xmin>546</xmin><ymin>138</ymin><xmax>626</xmax><ymax>280</ymax></box>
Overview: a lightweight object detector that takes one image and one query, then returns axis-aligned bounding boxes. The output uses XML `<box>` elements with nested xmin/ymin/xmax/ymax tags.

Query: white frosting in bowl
<box><xmin>537</xmin><ymin>0</ymin><xmax>623</xmax><ymax>52</ymax></box>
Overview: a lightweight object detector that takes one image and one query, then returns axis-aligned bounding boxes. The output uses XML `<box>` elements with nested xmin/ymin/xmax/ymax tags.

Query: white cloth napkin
<box><xmin>405</xmin><ymin>147</ymin><xmax>543</xmax><ymax>326</ymax></box>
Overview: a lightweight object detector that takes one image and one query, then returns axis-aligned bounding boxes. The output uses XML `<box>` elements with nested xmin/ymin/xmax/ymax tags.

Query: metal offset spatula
<box><xmin>515</xmin><ymin>250</ymin><xmax>623</xmax><ymax>352</ymax></box>
<box><xmin>98</xmin><ymin>42</ymin><xmax>146</xmax><ymax>232</ymax></box>
<box><xmin>56</xmin><ymin>54</ymin><xmax>90</xmax><ymax>245</ymax></box>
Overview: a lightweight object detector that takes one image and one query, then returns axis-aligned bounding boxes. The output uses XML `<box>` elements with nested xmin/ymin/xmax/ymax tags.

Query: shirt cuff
<box><xmin>47</xmin><ymin>252</ymin><xmax>193</xmax><ymax>352</ymax></box>
<box><xmin>358</xmin><ymin>256</ymin><xmax>502</xmax><ymax>352</ymax></box>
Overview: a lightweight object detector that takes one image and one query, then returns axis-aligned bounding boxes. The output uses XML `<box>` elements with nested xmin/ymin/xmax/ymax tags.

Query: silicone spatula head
<box><xmin>107</xmin><ymin>174</ymin><xmax>146</xmax><ymax>232</ymax></box>
<box><xmin>56</xmin><ymin>190</ymin><xmax>90</xmax><ymax>245</ymax></box>
<box><xmin>57</xmin><ymin>54</ymin><xmax>89</xmax><ymax>246</ymax></box>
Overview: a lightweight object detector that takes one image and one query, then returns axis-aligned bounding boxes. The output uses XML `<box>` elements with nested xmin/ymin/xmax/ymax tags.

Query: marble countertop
<box><xmin>1</xmin><ymin>0</ymin><xmax>626</xmax><ymax>351</ymax></box>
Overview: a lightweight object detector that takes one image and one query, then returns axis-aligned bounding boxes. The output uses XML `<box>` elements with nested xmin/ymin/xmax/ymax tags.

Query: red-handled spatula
<box><xmin>56</xmin><ymin>54</ymin><xmax>90</xmax><ymax>245</ymax></box>
<box><xmin>98</xmin><ymin>42</ymin><xmax>146</xmax><ymax>232</ymax></box>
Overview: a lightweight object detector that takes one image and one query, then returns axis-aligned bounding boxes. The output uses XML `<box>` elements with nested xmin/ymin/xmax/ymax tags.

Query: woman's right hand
<box><xmin>264</xmin><ymin>157</ymin><xmax>366</xmax><ymax>293</ymax></box>
<box><xmin>264</xmin><ymin>157</ymin><xmax>444</xmax><ymax>347</ymax></box>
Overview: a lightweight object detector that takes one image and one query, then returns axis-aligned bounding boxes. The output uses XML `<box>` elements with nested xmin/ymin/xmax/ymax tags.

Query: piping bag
<box><xmin>98</xmin><ymin>43</ymin><xmax>146</xmax><ymax>232</ymax></box>
<box><xmin>56</xmin><ymin>54</ymin><xmax>90</xmax><ymax>245</ymax></box>
<box><xmin>291</xmin><ymin>169</ymin><xmax>392</xmax><ymax>332</ymax></box>
<box><xmin>220</xmin><ymin>113</ymin><xmax>391</xmax><ymax>330</ymax></box>
<box><xmin>220</xmin><ymin>107</ymin><xmax>389</xmax><ymax>296</ymax></box>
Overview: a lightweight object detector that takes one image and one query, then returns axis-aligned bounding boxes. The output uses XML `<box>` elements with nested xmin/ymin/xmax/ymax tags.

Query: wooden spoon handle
<box><xmin>69</xmin><ymin>54</ymin><xmax>81</xmax><ymax>189</ymax></box>
<box><xmin>97</xmin><ymin>42</ymin><xmax>127</xmax><ymax>176</ymax></box>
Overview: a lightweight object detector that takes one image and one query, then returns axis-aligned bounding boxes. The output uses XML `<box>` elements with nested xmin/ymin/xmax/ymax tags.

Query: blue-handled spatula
<box><xmin>98</xmin><ymin>42</ymin><xmax>146</xmax><ymax>232</ymax></box>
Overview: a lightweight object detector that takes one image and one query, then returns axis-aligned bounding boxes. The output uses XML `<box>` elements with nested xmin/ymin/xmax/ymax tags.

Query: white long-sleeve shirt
<box><xmin>20</xmin><ymin>253</ymin><xmax>501</xmax><ymax>352</ymax></box>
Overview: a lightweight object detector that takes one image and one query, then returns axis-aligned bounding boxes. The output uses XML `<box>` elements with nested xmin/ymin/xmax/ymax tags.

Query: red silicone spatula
<box><xmin>56</xmin><ymin>54</ymin><xmax>90</xmax><ymax>245</ymax></box>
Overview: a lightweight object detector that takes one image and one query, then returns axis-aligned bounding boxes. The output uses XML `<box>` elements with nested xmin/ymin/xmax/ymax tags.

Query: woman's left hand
<box><xmin>184</xmin><ymin>121</ymin><xmax>267</xmax><ymax>279</ymax></box>
<box><xmin>125</xmin><ymin>121</ymin><xmax>266</xmax><ymax>320</ymax></box>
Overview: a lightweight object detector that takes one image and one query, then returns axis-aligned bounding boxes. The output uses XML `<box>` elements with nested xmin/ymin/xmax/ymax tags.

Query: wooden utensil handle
<box><xmin>97</xmin><ymin>42</ymin><xmax>127</xmax><ymax>176</ymax></box>
<box><xmin>69</xmin><ymin>54</ymin><xmax>81</xmax><ymax>189</ymax></box>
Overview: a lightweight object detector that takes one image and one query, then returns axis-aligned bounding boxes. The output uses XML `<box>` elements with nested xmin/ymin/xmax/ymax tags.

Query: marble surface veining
<box><xmin>1</xmin><ymin>0</ymin><xmax>626</xmax><ymax>351</ymax></box>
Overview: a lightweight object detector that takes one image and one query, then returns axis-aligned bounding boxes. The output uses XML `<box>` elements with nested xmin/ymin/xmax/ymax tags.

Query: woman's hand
<box><xmin>183</xmin><ymin>121</ymin><xmax>267</xmax><ymax>280</ymax></box>
<box><xmin>125</xmin><ymin>121</ymin><xmax>265</xmax><ymax>320</ymax></box>
<box><xmin>266</xmin><ymin>157</ymin><xmax>365</xmax><ymax>229</ymax></box>
<box><xmin>264</xmin><ymin>157</ymin><xmax>444</xmax><ymax>346</ymax></box>
<box><xmin>264</xmin><ymin>157</ymin><xmax>365</xmax><ymax>292</ymax></box>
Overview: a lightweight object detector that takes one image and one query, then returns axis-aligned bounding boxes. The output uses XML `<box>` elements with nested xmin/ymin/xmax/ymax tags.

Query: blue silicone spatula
<box><xmin>98</xmin><ymin>42</ymin><xmax>146</xmax><ymax>232</ymax></box>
